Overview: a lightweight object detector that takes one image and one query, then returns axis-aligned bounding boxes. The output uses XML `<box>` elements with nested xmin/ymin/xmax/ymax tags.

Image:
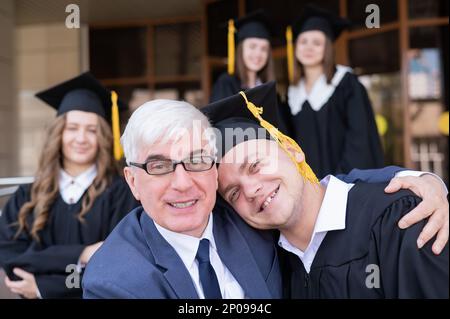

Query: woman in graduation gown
<box><xmin>0</xmin><ymin>72</ymin><xmax>138</xmax><ymax>298</ymax></box>
<box><xmin>203</xmin><ymin>82</ymin><xmax>448</xmax><ymax>299</ymax></box>
<box><xmin>284</xmin><ymin>5</ymin><xmax>384</xmax><ymax>179</ymax></box>
<box><xmin>210</xmin><ymin>10</ymin><xmax>275</xmax><ymax>102</ymax></box>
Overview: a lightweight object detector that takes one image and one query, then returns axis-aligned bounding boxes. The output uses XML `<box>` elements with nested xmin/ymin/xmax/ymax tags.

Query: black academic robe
<box><xmin>0</xmin><ymin>175</ymin><xmax>139</xmax><ymax>298</ymax></box>
<box><xmin>210</xmin><ymin>73</ymin><xmax>291</xmax><ymax>135</ymax></box>
<box><xmin>279</xmin><ymin>182</ymin><xmax>449</xmax><ymax>299</ymax></box>
<box><xmin>286</xmin><ymin>71</ymin><xmax>384</xmax><ymax>179</ymax></box>
<box><xmin>210</xmin><ymin>73</ymin><xmax>242</xmax><ymax>103</ymax></box>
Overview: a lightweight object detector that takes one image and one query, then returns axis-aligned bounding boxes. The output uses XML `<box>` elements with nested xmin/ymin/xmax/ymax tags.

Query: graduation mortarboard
<box><xmin>227</xmin><ymin>10</ymin><xmax>272</xmax><ymax>75</ymax></box>
<box><xmin>234</xmin><ymin>10</ymin><xmax>272</xmax><ymax>43</ymax></box>
<box><xmin>292</xmin><ymin>5</ymin><xmax>351</xmax><ymax>41</ymax></box>
<box><xmin>35</xmin><ymin>72</ymin><xmax>127</xmax><ymax>160</ymax></box>
<box><xmin>35</xmin><ymin>71</ymin><xmax>127</xmax><ymax>120</ymax></box>
<box><xmin>202</xmin><ymin>81</ymin><xmax>319</xmax><ymax>184</ymax></box>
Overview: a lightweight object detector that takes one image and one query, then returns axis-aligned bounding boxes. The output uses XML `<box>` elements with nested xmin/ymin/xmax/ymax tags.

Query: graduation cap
<box><xmin>202</xmin><ymin>81</ymin><xmax>319</xmax><ymax>184</ymax></box>
<box><xmin>292</xmin><ymin>5</ymin><xmax>351</xmax><ymax>41</ymax></box>
<box><xmin>285</xmin><ymin>5</ymin><xmax>351</xmax><ymax>83</ymax></box>
<box><xmin>235</xmin><ymin>10</ymin><xmax>272</xmax><ymax>43</ymax></box>
<box><xmin>35</xmin><ymin>71</ymin><xmax>127</xmax><ymax>160</ymax></box>
<box><xmin>227</xmin><ymin>10</ymin><xmax>272</xmax><ymax>75</ymax></box>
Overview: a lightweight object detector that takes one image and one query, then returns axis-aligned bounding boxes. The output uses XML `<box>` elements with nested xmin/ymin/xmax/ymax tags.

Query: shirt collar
<box><xmin>278</xmin><ymin>175</ymin><xmax>354</xmax><ymax>251</ymax></box>
<box><xmin>287</xmin><ymin>65</ymin><xmax>352</xmax><ymax>115</ymax></box>
<box><xmin>314</xmin><ymin>175</ymin><xmax>353</xmax><ymax>233</ymax></box>
<box><xmin>154</xmin><ymin>213</ymin><xmax>216</xmax><ymax>270</ymax></box>
<box><xmin>59</xmin><ymin>164</ymin><xmax>97</xmax><ymax>190</ymax></box>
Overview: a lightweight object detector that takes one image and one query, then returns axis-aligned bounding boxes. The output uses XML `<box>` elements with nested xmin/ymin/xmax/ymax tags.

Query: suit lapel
<box><xmin>213</xmin><ymin>210</ymin><xmax>272</xmax><ymax>298</ymax></box>
<box><xmin>139</xmin><ymin>212</ymin><xmax>199</xmax><ymax>299</ymax></box>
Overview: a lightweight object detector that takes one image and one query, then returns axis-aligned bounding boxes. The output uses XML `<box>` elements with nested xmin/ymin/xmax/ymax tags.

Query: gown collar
<box><xmin>287</xmin><ymin>64</ymin><xmax>352</xmax><ymax>115</ymax></box>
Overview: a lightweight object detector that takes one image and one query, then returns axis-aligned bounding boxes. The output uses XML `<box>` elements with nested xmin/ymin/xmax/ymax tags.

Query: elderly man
<box><xmin>83</xmin><ymin>92</ymin><xmax>447</xmax><ymax>299</ymax></box>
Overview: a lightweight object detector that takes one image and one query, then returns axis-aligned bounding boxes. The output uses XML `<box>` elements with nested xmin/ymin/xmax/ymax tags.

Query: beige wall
<box><xmin>0</xmin><ymin>0</ymin><xmax>17</xmax><ymax>177</ymax></box>
<box><xmin>16</xmin><ymin>23</ymin><xmax>84</xmax><ymax>175</ymax></box>
<box><xmin>0</xmin><ymin>0</ymin><xmax>19</xmax><ymax>299</ymax></box>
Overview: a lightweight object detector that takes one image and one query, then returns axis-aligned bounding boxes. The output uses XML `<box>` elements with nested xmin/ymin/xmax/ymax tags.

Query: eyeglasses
<box><xmin>129</xmin><ymin>155</ymin><xmax>216</xmax><ymax>176</ymax></box>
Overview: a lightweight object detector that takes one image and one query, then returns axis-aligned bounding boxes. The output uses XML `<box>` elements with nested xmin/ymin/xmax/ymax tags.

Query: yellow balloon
<box><xmin>375</xmin><ymin>114</ymin><xmax>388</xmax><ymax>136</ymax></box>
<box><xmin>439</xmin><ymin>111</ymin><xmax>449</xmax><ymax>136</ymax></box>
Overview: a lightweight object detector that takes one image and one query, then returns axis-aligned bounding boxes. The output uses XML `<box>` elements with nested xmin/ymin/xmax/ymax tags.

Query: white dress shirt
<box><xmin>278</xmin><ymin>175</ymin><xmax>353</xmax><ymax>273</ymax></box>
<box><xmin>154</xmin><ymin>214</ymin><xmax>245</xmax><ymax>299</ymax></box>
<box><xmin>58</xmin><ymin>165</ymin><xmax>97</xmax><ymax>204</ymax></box>
<box><xmin>278</xmin><ymin>170</ymin><xmax>448</xmax><ymax>273</ymax></box>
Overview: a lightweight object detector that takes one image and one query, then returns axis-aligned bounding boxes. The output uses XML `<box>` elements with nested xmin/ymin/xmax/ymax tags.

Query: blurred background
<box><xmin>0</xmin><ymin>0</ymin><xmax>448</xmax><ymax>297</ymax></box>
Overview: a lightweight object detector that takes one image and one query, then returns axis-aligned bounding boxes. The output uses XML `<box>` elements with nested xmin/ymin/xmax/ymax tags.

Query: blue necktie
<box><xmin>196</xmin><ymin>238</ymin><xmax>222</xmax><ymax>299</ymax></box>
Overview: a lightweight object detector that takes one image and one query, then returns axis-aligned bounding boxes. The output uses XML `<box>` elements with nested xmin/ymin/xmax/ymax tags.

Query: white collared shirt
<box><xmin>154</xmin><ymin>214</ymin><xmax>245</xmax><ymax>299</ymax></box>
<box><xmin>278</xmin><ymin>171</ymin><xmax>448</xmax><ymax>273</ymax></box>
<box><xmin>278</xmin><ymin>175</ymin><xmax>354</xmax><ymax>273</ymax></box>
<box><xmin>58</xmin><ymin>165</ymin><xmax>97</xmax><ymax>204</ymax></box>
<box><xmin>287</xmin><ymin>64</ymin><xmax>352</xmax><ymax>115</ymax></box>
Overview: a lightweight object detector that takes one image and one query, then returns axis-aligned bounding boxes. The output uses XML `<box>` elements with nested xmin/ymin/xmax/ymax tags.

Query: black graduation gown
<box><xmin>286</xmin><ymin>71</ymin><xmax>384</xmax><ymax>179</ymax></box>
<box><xmin>210</xmin><ymin>72</ymin><xmax>291</xmax><ymax>135</ymax></box>
<box><xmin>0</xmin><ymin>175</ymin><xmax>139</xmax><ymax>298</ymax></box>
<box><xmin>279</xmin><ymin>182</ymin><xmax>449</xmax><ymax>299</ymax></box>
<box><xmin>210</xmin><ymin>73</ymin><xmax>242</xmax><ymax>103</ymax></box>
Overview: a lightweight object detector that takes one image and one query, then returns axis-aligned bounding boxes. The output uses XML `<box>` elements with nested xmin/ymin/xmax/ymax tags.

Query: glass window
<box><xmin>207</xmin><ymin>0</ymin><xmax>239</xmax><ymax>57</ymax></box>
<box><xmin>408</xmin><ymin>25</ymin><xmax>448</xmax><ymax>182</ymax></box>
<box><xmin>89</xmin><ymin>27</ymin><xmax>147</xmax><ymax>78</ymax></box>
<box><xmin>154</xmin><ymin>22</ymin><xmax>201</xmax><ymax>77</ymax></box>
<box><xmin>359</xmin><ymin>73</ymin><xmax>403</xmax><ymax>166</ymax></box>
<box><xmin>409</xmin><ymin>26</ymin><xmax>448</xmax><ymax>102</ymax></box>
<box><xmin>409</xmin><ymin>0</ymin><xmax>449</xmax><ymax>19</ymax></box>
<box><xmin>347</xmin><ymin>0</ymin><xmax>398</xmax><ymax>30</ymax></box>
<box><xmin>349</xmin><ymin>31</ymin><xmax>400</xmax><ymax>74</ymax></box>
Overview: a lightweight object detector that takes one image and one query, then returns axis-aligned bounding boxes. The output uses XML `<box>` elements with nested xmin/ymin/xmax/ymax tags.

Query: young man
<box><xmin>203</xmin><ymin>82</ymin><xmax>449</xmax><ymax>298</ymax></box>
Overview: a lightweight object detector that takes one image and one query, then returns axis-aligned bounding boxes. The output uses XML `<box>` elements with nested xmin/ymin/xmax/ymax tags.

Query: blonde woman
<box><xmin>0</xmin><ymin>72</ymin><xmax>138</xmax><ymax>298</ymax></box>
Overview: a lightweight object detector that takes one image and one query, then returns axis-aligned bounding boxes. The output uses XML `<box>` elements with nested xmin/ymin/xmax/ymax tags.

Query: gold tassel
<box><xmin>111</xmin><ymin>91</ymin><xmax>123</xmax><ymax>161</ymax></box>
<box><xmin>239</xmin><ymin>91</ymin><xmax>319</xmax><ymax>185</ymax></box>
<box><xmin>286</xmin><ymin>26</ymin><xmax>295</xmax><ymax>84</ymax></box>
<box><xmin>228</xmin><ymin>19</ymin><xmax>236</xmax><ymax>75</ymax></box>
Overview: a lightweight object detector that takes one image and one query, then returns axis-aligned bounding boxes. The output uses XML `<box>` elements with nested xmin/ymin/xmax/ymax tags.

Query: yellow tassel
<box><xmin>286</xmin><ymin>26</ymin><xmax>295</xmax><ymax>84</ymax></box>
<box><xmin>111</xmin><ymin>91</ymin><xmax>123</xmax><ymax>161</ymax></box>
<box><xmin>228</xmin><ymin>19</ymin><xmax>236</xmax><ymax>75</ymax></box>
<box><xmin>239</xmin><ymin>91</ymin><xmax>319</xmax><ymax>185</ymax></box>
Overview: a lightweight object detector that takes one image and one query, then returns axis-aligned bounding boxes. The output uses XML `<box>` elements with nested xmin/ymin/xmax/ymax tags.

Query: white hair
<box><xmin>121</xmin><ymin>99</ymin><xmax>215</xmax><ymax>164</ymax></box>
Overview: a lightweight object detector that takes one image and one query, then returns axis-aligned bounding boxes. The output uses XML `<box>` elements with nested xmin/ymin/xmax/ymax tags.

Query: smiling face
<box><xmin>124</xmin><ymin>130</ymin><xmax>218</xmax><ymax>237</ymax></box>
<box><xmin>242</xmin><ymin>37</ymin><xmax>271</xmax><ymax>74</ymax></box>
<box><xmin>62</xmin><ymin>110</ymin><xmax>99</xmax><ymax>171</ymax></box>
<box><xmin>295</xmin><ymin>30</ymin><xmax>326</xmax><ymax>67</ymax></box>
<box><xmin>218</xmin><ymin>139</ymin><xmax>304</xmax><ymax>230</ymax></box>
